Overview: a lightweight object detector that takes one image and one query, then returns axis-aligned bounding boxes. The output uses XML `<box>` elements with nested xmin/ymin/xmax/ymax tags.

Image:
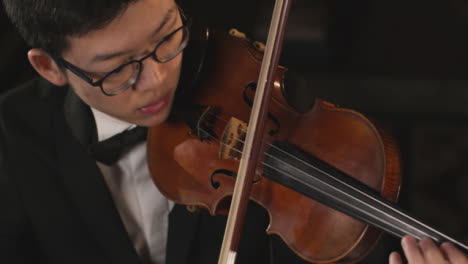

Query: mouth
<box><xmin>138</xmin><ymin>94</ymin><xmax>171</xmax><ymax>115</ymax></box>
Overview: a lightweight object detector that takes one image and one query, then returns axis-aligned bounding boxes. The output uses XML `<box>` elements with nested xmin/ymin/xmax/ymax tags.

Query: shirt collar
<box><xmin>91</xmin><ymin>108</ymin><xmax>136</xmax><ymax>142</ymax></box>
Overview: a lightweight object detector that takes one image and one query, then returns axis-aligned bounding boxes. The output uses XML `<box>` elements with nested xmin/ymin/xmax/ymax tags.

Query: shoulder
<box><xmin>0</xmin><ymin>78</ymin><xmax>67</xmax><ymax>133</ymax></box>
<box><xmin>0</xmin><ymin>80</ymin><xmax>44</xmax><ymax>257</ymax></box>
<box><xmin>0</xmin><ymin>77</ymin><xmax>66</xmax><ymax>114</ymax></box>
<box><xmin>0</xmin><ymin>78</ymin><xmax>68</xmax><ymax>162</ymax></box>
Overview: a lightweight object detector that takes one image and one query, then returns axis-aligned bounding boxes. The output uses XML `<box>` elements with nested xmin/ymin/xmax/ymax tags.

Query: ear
<box><xmin>27</xmin><ymin>49</ymin><xmax>68</xmax><ymax>86</ymax></box>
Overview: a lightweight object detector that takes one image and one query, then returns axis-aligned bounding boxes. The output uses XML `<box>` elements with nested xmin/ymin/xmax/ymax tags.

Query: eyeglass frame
<box><xmin>52</xmin><ymin>9</ymin><xmax>191</xmax><ymax>96</ymax></box>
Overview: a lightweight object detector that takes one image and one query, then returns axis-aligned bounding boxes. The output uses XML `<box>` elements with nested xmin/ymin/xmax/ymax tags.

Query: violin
<box><xmin>147</xmin><ymin>1</ymin><xmax>468</xmax><ymax>263</ymax></box>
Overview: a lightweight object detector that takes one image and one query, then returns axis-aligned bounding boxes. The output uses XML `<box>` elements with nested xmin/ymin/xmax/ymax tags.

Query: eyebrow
<box><xmin>90</xmin><ymin>7</ymin><xmax>176</xmax><ymax>63</ymax></box>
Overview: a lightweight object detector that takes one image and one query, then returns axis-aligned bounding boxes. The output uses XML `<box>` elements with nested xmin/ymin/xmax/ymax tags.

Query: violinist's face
<box><xmin>61</xmin><ymin>0</ymin><xmax>182</xmax><ymax>127</ymax></box>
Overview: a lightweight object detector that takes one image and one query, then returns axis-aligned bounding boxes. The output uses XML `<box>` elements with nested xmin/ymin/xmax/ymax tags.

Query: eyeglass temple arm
<box><xmin>51</xmin><ymin>54</ymin><xmax>94</xmax><ymax>84</ymax></box>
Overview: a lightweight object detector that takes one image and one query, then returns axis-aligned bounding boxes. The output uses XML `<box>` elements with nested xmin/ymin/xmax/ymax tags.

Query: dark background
<box><xmin>1</xmin><ymin>0</ymin><xmax>467</xmax><ymax>263</ymax></box>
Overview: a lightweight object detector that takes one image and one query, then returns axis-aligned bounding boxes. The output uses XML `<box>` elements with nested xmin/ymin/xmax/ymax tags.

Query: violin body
<box><xmin>147</xmin><ymin>29</ymin><xmax>401</xmax><ymax>263</ymax></box>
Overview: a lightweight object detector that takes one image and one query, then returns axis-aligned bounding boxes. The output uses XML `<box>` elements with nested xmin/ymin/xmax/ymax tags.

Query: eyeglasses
<box><xmin>54</xmin><ymin>11</ymin><xmax>191</xmax><ymax>96</ymax></box>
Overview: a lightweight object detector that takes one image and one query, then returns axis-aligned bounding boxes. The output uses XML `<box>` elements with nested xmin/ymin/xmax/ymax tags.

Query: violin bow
<box><xmin>217</xmin><ymin>0</ymin><xmax>292</xmax><ymax>263</ymax></box>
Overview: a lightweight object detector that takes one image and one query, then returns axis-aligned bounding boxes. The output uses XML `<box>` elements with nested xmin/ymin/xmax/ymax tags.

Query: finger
<box><xmin>441</xmin><ymin>242</ymin><xmax>468</xmax><ymax>264</ymax></box>
<box><xmin>402</xmin><ymin>235</ymin><xmax>424</xmax><ymax>264</ymax></box>
<box><xmin>389</xmin><ymin>251</ymin><xmax>403</xmax><ymax>264</ymax></box>
<box><xmin>419</xmin><ymin>238</ymin><xmax>448</xmax><ymax>264</ymax></box>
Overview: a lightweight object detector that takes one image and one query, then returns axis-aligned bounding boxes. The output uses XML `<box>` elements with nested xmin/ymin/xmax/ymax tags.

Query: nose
<box><xmin>133</xmin><ymin>56</ymin><xmax>166</xmax><ymax>92</ymax></box>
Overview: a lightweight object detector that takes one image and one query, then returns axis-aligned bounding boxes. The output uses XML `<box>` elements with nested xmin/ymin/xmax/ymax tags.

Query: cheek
<box><xmin>168</xmin><ymin>54</ymin><xmax>183</xmax><ymax>82</ymax></box>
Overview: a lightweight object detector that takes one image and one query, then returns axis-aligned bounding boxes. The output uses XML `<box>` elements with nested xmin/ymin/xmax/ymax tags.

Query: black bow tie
<box><xmin>89</xmin><ymin>126</ymin><xmax>148</xmax><ymax>165</ymax></box>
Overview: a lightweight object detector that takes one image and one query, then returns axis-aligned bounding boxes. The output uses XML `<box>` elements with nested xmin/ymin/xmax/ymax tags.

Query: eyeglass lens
<box><xmin>102</xmin><ymin>26</ymin><xmax>188</xmax><ymax>95</ymax></box>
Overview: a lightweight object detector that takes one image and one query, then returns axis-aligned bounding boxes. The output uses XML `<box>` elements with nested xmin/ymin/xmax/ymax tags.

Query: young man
<box><xmin>0</xmin><ymin>0</ymin><xmax>307</xmax><ymax>263</ymax></box>
<box><xmin>0</xmin><ymin>0</ymin><xmax>466</xmax><ymax>263</ymax></box>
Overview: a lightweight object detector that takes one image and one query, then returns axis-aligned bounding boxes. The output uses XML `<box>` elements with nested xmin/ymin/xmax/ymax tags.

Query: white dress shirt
<box><xmin>91</xmin><ymin>108</ymin><xmax>174</xmax><ymax>264</ymax></box>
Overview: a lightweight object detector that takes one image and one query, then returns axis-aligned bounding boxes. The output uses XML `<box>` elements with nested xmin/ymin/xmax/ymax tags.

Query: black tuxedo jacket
<box><xmin>0</xmin><ymin>78</ymin><xmax>307</xmax><ymax>264</ymax></box>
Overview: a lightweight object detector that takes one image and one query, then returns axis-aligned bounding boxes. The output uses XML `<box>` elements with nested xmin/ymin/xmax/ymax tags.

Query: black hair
<box><xmin>2</xmin><ymin>0</ymin><xmax>139</xmax><ymax>55</ymax></box>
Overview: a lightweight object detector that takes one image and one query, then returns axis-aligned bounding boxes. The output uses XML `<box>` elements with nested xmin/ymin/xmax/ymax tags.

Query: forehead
<box><xmin>63</xmin><ymin>0</ymin><xmax>175</xmax><ymax>66</ymax></box>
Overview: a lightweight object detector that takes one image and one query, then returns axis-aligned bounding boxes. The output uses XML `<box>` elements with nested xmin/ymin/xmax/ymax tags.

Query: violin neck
<box><xmin>263</xmin><ymin>141</ymin><xmax>468</xmax><ymax>253</ymax></box>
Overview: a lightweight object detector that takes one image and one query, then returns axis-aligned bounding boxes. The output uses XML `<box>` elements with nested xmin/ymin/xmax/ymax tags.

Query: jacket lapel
<box><xmin>55</xmin><ymin>89</ymin><xmax>141</xmax><ymax>264</ymax></box>
<box><xmin>62</xmin><ymin>89</ymin><xmax>97</xmax><ymax>146</ymax></box>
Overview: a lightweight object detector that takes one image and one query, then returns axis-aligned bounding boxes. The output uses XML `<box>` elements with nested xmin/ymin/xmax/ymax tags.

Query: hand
<box><xmin>389</xmin><ymin>236</ymin><xmax>468</xmax><ymax>264</ymax></box>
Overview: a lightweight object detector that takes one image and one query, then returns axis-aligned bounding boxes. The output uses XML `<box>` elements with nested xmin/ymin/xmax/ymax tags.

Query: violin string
<box><xmin>197</xmin><ymin>111</ymin><xmax>275</xmax><ymax>148</ymax></box>
<box><xmin>194</xmin><ymin>121</ymin><xmax>458</xmax><ymax>244</ymax></box>
<box><xmin>198</xmin><ymin>114</ymin><xmax>407</xmax><ymax>221</ymax></box>
<box><xmin>206</xmin><ymin>111</ymin><xmax>231</xmax><ymax>123</ymax></box>
<box><xmin>196</xmin><ymin>127</ymin><xmax>446</xmax><ymax>242</ymax></box>
<box><xmin>194</xmin><ymin>111</ymin><xmax>468</xmax><ymax>247</ymax></box>
<box><xmin>198</xmin><ymin>111</ymin><xmax>275</xmax><ymax>146</ymax></box>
